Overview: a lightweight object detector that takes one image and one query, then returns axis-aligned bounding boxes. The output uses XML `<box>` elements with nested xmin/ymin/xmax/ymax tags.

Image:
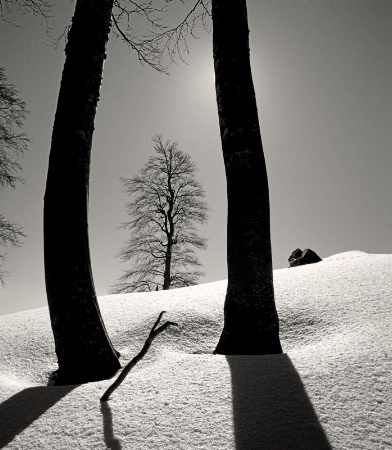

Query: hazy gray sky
<box><xmin>1</xmin><ymin>0</ymin><xmax>391</xmax><ymax>315</ymax></box>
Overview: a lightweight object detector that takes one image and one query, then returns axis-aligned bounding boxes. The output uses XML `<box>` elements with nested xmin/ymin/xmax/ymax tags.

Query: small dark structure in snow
<box><xmin>289</xmin><ymin>248</ymin><xmax>322</xmax><ymax>267</ymax></box>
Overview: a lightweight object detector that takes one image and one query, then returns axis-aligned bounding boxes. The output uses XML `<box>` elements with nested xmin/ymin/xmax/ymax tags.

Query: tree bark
<box><xmin>212</xmin><ymin>0</ymin><xmax>282</xmax><ymax>355</ymax></box>
<box><xmin>44</xmin><ymin>0</ymin><xmax>120</xmax><ymax>384</ymax></box>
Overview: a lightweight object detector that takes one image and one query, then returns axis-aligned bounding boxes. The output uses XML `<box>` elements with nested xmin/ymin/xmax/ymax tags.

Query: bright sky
<box><xmin>1</xmin><ymin>0</ymin><xmax>391</xmax><ymax>315</ymax></box>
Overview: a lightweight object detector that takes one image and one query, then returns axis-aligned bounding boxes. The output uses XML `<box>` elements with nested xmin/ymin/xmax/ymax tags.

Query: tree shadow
<box><xmin>226</xmin><ymin>354</ymin><xmax>332</xmax><ymax>450</ymax></box>
<box><xmin>101</xmin><ymin>402</ymin><xmax>123</xmax><ymax>450</ymax></box>
<box><xmin>0</xmin><ymin>384</ymin><xmax>78</xmax><ymax>448</ymax></box>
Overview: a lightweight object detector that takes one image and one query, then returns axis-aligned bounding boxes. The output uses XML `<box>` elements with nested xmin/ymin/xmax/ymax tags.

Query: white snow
<box><xmin>0</xmin><ymin>250</ymin><xmax>391</xmax><ymax>449</ymax></box>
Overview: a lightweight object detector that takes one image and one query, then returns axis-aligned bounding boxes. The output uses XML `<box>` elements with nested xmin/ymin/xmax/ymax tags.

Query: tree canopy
<box><xmin>113</xmin><ymin>135</ymin><xmax>208</xmax><ymax>292</ymax></box>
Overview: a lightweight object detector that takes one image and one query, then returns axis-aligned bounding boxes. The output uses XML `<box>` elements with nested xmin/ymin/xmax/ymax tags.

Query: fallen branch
<box><xmin>100</xmin><ymin>311</ymin><xmax>178</xmax><ymax>402</ymax></box>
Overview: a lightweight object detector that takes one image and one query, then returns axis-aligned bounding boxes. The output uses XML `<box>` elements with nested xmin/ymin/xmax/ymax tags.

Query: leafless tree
<box><xmin>113</xmin><ymin>135</ymin><xmax>208</xmax><ymax>293</ymax></box>
<box><xmin>0</xmin><ymin>67</ymin><xmax>27</xmax><ymax>284</ymax></box>
<box><xmin>39</xmin><ymin>0</ymin><xmax>211</xmax><ymax>384</ymax></box>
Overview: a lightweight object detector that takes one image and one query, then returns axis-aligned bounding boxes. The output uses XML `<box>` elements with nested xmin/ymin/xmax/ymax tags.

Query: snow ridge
<box><xmin>0</xmin><ymin>251</ymin><xmax>391</xmax><ymax>449</ymax></box>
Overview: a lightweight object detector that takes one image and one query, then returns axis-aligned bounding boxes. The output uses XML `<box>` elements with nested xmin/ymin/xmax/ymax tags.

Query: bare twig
<box><xmin>100</xmin><ymin>311</ymin><xmax>178</xmax><ymax>402</ymax></box>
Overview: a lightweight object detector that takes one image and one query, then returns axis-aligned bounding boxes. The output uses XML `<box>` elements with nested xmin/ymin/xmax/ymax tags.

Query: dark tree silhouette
<box><xmin>0</xmin><ymin>67</ymin><xmax>28</xmax><ymax>284</ymax></box>
<box><xmin>42</xmin><ymin>0</ymin><xmax>210</xmax><ymax>384</ymax></box>
<box><xmin>44</xmin><ymin>0</ymin><xmax>121</xmax><ymax>385</ymax></box>
<box><xmin>112</xmin><ymin>135</ymin><xmax>208</xmax><ymax>293</ymax></box>
<box><xmin>211</xmin><ymin>0</ymin><xmax>282</xmax><ymax>355</ymax></box>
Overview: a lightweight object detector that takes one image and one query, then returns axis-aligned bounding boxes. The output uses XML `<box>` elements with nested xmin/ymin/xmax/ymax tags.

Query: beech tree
<box><xmin>0</xmin><ymin>67</ymin><xmax>28</xmax><ymax>284</ymax></box>
<box><xmin>112</xmin><ymin>135</ymin><xmax>208</xmax><ymax>293</ymax></box>
<box><xmin>211</xmin><ymin>0</ymin><xmax>282</xmax><ymax>355</ymax></box>
<box><xmin>44</xmin><ymin>0</ymin><xmax>121</xmax><ymax>385</ymax></box>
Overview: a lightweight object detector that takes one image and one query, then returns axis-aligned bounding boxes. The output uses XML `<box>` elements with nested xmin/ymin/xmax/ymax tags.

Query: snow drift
<box><xmin>0</xmin><ymin>251</ymin><xmax>391</xmax><ymax>449</ymax></box>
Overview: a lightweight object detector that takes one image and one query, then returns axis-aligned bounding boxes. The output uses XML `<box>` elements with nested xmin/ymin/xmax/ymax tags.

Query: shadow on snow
<box><xmin>0</xmin><ymin>384</ymin><xmax>77</xmax><ymax>448</ymax></box>
<box><xmin>0</xmin><ymin>354</ymin><xmax>332</xmax><ymax>449</ymax></box>
<box><xmin>101</xmin><ymin>401</ymin><xmax>123</xmax><ymax>450</ymax></box>
<box><xmin>226</xmin><ymin>354</ymin><xmax>332</xmax><ymax>450</ymax></box>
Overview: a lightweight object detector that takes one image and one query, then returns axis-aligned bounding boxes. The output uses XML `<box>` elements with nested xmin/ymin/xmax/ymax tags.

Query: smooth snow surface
<box><xmin>0</xmin><ymin>251</ymin><xmax>391</xmax><ymax>449</ymax></box>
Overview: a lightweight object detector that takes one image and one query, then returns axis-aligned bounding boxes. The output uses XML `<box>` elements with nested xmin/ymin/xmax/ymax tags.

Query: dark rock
<box><xmin>289</xmin><ymin>248</ymin><xmax>322</xmax><ymax>267</ymax></box>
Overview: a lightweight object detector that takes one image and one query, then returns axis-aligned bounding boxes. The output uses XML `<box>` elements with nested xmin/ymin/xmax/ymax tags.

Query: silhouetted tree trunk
<box><xmin>212</xmin><ymin>0</ymin><xmax>282</xmax><ymax>355</ymax></box>
<box><xmin>162</xmin><ymin>240</ymin><xmax>172</xmax><ymax>290</ymax></box>
<box><xmin>163</xmin><ymin>178</ymin><xmax>174</xmax><ymax>290</ymax></box>
<box><xmin>44</xmin><ymin>0</ymin><xmax>120</xmax><ymax>384</ymax></box>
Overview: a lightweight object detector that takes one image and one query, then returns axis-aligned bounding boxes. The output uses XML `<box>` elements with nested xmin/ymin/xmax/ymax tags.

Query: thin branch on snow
<box><xmin>100</xmin><ymin>311</ymin><xmax>178</xmax><ymax>402</ymax></box>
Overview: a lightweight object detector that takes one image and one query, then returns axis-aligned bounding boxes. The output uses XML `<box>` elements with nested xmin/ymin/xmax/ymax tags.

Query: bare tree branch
<box><xmin>2</xmin><ymin>1</ymin><xmax>211</xmax><ymax>73</ymax></box>
<box><xmin>110</xmin><ymin>0</ymin><xmax>211</xmax><ymax>72</ymax></box>
<box><xmin>100</xmin><ymin>311</ymin><xmax>178</xmax><ymax>401</ymax></box>
<box><xmin>0</xmin><ymin>0</ymin><xmax>52</xmax><ymax>21</ymax></box>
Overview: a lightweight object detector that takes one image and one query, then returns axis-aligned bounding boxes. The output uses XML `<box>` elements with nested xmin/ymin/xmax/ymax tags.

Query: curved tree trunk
<box><xmin>212</xmin><ymin>0</ymin><xmax>282</xmax><ymax>355</ymax></box>
<box><xmin>44</xmin><ymin>0</ymin><xmax>120</xmax><ymax>384</ymax></box>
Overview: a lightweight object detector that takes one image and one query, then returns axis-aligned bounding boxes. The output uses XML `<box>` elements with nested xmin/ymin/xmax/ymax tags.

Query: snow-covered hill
<box><xmin>0</xmin><ymin>251</ymin><xmax>391</xmax><ymax>449</ymax></box>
